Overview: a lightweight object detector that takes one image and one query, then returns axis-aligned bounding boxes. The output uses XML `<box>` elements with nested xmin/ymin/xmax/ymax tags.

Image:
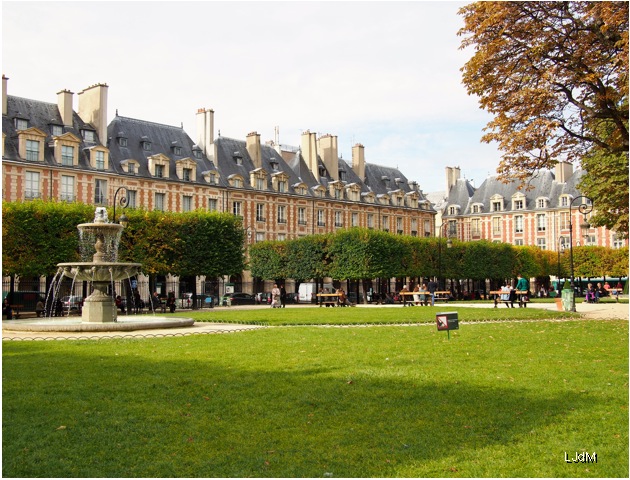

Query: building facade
<box><xmin>440</xmin><ymin>165</ymin><xmax>626</xmax><ymax>251</ymax></box>
<box><xmin>2</xmin><ymin>76</ymin><xmax>436</xmax><ymax>297</ymax></box>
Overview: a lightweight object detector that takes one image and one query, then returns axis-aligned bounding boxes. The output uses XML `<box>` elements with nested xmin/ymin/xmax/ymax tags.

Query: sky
<box><xmin>2</xmin><ymin>0</ymin><xmax>504</xmax><ymax>194</ymax></box>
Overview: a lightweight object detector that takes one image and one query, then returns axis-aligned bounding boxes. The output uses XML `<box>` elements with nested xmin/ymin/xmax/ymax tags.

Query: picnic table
<box><xmin>489</xmin><ymin>290</ymin><xmax>528</xmax><ymax>307</ymax></box>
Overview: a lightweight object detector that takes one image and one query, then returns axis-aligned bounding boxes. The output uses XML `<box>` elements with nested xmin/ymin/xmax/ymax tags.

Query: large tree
<box><xmin>458</xmin><ymin>2</ymin><xmax>628</xmax><ymax>234</ymax></box>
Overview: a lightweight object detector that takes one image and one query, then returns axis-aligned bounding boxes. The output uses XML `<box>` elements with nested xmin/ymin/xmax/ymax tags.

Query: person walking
<box><xmin>280</xmin><ymin>284</ymin><xmax>287</xmax><ymax>308</ymax></box>
<box><xmin>516</xmin><ymin>274</ymin><xmax>529</xmax><ymax>308</ymax></box>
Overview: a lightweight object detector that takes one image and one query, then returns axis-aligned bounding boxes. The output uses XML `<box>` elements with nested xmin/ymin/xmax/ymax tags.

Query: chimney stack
<box><xmin>78</xmin><ymin>83</ymin><xmax>108</xmax><ymax>144</ymax></box>
<box><xmin>351</xmin><ymin>143</ymin><xmax>365</xmax><ymax>181</ymax></box>
<box><xmin>57</xmin><ymin>89</ymin><xmax>74</xmax><ymax>127</ymax></box>
<box><xmin>196</xmin><ymin>108</ymin><xmax>214</xmax><ymax>158</ymax></box>
<box><xmin>246</xmin><ymin>131</ymin><xmax>262</xmax><ymax>169</ymax></box>
<box><xmin>318</xmin><ymin>134</ymin><xmax>338</xmax><ymax>181</ymax></box>
<box><xmin>445</xmin><ymin>166</ymin><xmax>461</xmax><ymax>192</ymax></box>
<box><xmin>301</xmin><ymin>130</ymin><xmax>319</xmax><ymax>181</ymax></box>
<box><xmin>2</xmin><ymin>75</ymin><xmax>8</xmax><ymax>116</ymax></box>
<box><xmin>555</xmin><ymin>161</ymin><xmax>573</xmax><ymax>183</ymax></box>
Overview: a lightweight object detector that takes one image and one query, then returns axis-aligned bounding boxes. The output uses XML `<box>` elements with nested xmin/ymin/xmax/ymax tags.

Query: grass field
<box><xmin>2</xmin><ymin>311</ymin><xmax>628</xmax><ymax>478</ymax></box>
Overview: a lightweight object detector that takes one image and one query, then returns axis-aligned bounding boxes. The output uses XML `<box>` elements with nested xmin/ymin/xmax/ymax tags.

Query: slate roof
<box><xmin>444</xmin><ymin>168</ymin><xmax>587</xmax><ymax>216</ymax></box>
<box><xmin>3</xmin><ymin>95</ymin><xmax>103</xmax><ymax>168</ymax></box>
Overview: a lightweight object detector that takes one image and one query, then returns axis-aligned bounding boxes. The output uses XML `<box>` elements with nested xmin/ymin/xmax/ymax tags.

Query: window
<box><xmin>95</xmin><ymin>179</ymin><xmax>107</xmax><ymax>205</ymax></box>
<box><xmin>335</xmin><ymin>211</ymin><xmax>343</xmax><ymax>227</ymax></box>
<box><xmin>471</xmin><ymin>218</ymin><xmax>481</xmax><ymax>236</ymax></box>
<box><xmin>155</xmin><ymin>193</ymin><xmax>165</xmax><ymax>211</ymax></box>
<box><xmin>449</xmin><ymin>206</ymin><xmax>458</xmax><ymax>215</ymax></box>
<box><xmin>232</xmin><ymin>178</ymin><xmax>243</xmax><ymax>188</ymax></box>
<box><xmin>232</xmin><ymin>201</ymin><xmax>242</xmax><ymax>217</ymax></box>
<box><xmin>25</xmin><ymin>171</ymin><xmax>40</xmax><ymax>199</ymax></box>
<box><xmin>537</xmin><ymin>238</ymin><xmax>547</xmax><ymax>249</ymax></box>
<box><xmin>396</xmin><ymin>217</ymin><xmax>403</xmax><ymax>234</ymax></box>
<box><xmin>127</xmin><ymin>190</ymin><xmax>137</xmax><ymax>208</ymax></box>
<box><xmin>183</xmin><ymin>168</ymin><xmax>192</xmax><ymax>182</ymax></box>
<box><xmin>537</xmin><ymin>198</ymin><xmax>547</xmax><ymax>208</ymax></box>
<box><xmin>277</xmin><ymin>233</ymin><xmax>286</xmax><ymax>241</ymax></box>
<box><xmin>560</xmin><ymin>196</ymin><xmax>569</xmax><ymax>207</ymax></box>
<box><xmin>118</xmin><ymin>137</ymin><xmax>128</xmax><ymax>147</ymax></box>
<box><xmin>182</xmin><ymin>195</ymin><xmax>192</xmax><ymax>212</ymax></box>
<box><xmin>128</xmin><ymin>162</ymin><xmax>136</xmax><ymax>174</ymax></box>
<box><xmin>60</xmin><ymin>175</ymin><xmax>75</xmax><ymax>202</ymax></box>
<box><xmin>472</xmin><ymin>204</ymin><xmax>483</xmax><ymax>214</ymax></box>
<box><xmin>155</xmin><ymin>164</ymin><xmax>164</xmax><ymax>178</ymax></box>
<box><xmin>142</xmin><ymin>141</ymin><xmax>152</xmax><ymax>151</ymax></box>
<box><xmin>95</xmin><ymin>150</ymin><xmax>105</xmax><ymax>170</ymax></box>
<box><xmin>298</xmin><ymin>207</ymin><xmax>307</xmax><ymax>225</ymax></box>
<box><xmin>26</xmin><ymin>140</ymin><xmax>39</xmax><ymax>161</ymax></box>
<box><xmin>515</xmin><ymin>215</ymin><xmax>524</xmax><ymax>233</ymax></box>
<box><xmin>367</xmin><ymin>214</ymin><xmax>374</xmax><ymax>229</ymax></box>
<box><xmin>82</xmin><ymin>130</ymin><xmax>96</xmax><ymax>142</ymax></box>
<box><xmin>559</xmin><ymin>212</ymin><xmax>570</xmax><ymax>230</ymax></box>
<box><xmin>613</xmin><ymin>236</ymin><xmax>624</xmax><ymax>249</ymax></box>
<box><xmin>584</xmin><ymin>235</ymin><xmax>596</xmax><ymax>246</ymax></box>
<box><xmin>317</xmin><ymin>210</ymin><xmax>325</xmax><ymax>226</ymax></box>
<box><xmin>515</xmin><ymin>239</ymin><xmax>524</xmax><ymax>246</ymax></box>
<box><xmin>51</xmin><ymin>125</ymin><xmax>63</xmax><ymax>136</ymax></box>
<box><xmin>334</xmin><ymin>188</ymin><xmax>342</xmax><ymax>199</ymax></box>
<box><xmin>256</xmin><ymin>203</ymin><xmax>265</xmax><ymax>222</ymax></box>
<box><xmin>209</xmin><ymin>173</ymin><xmax>217</xmax><ymax>185</ymax></box>
<box><xmin>256</xmin><ymin>177</ymin><xmax>265</xmax><ymax>190</ymax></box>
<box><xmin>351</xmin><ymin>212</ymin><xmax>359</xmax><ymax>227</ymax></box>
<box><xmin>208</xmin><ymin>198</ymin><xmax>218</xmax><ymax>212</ymax></box>
<box><xmin>492</xmin><ymin>217</ymin><xmax>501</xmax><ymax>235</ymax></box>
<box><xmin>61</xmin><ymin>145</ymin><xmax>74</xmax><ymax>166</ymax></box>
<box><xmin>173</xmin><ymin>146</ymin><xmax>183</xmax><ymax>156</ymax></box>
<box><xmin>277</xmin><ymin>205</ymin><xmax>287</xmax><ymax>223</ymax></box>
<box><xmin>513</xmin><ymin>199</ymin><xmax>524</xmax><ymax>210</ymax></box>
<box><xmin>382</xmin><ymin>216</ymin><xmax>389</xmax><ymax>232</ymax></box>
<box><xmin>492</xmin><ymin>201</ymin><xmax>502</xmax><ymax>212</ymax></box>
<box><xmin>15</xmin><ymin>118</ymin><xmax>28</xmax><ymax>130</ymax></box>
<box><xmin>278</xmin><ymin>180</ymin><xmax>287</xmax><ymax>193</ymax></box>
<box><xmin>536</xmin><ymin>214</ymin><xmax>546</xmax><ymax>231</ymax></box>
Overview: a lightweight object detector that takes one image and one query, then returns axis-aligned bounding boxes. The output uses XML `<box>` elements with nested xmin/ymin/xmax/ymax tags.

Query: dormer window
<box><xmin>173</xmin><ymin>146</ymin><xmax>183</xmax><ymax>156</ymax></box>
<box><xmin>82</xmin><ymin>129</ymin><xmax>96</xmax><ymax>142</ymax></box>
<box><xmin>193</xmin><ymin>148</ymin><xmax>202</xmax><ymax>159</ymax></box>
<box><xmin>155</xmin><ymin>164</ymin><xmax>164</xmax><ymax>178</ymax></box>
<box><xmin>142</xmin><ymin>139</ymin><xmax>152</xmax><ymax>151</ymax></box>
<box><xmin>339</xmin><ymin>170</ymin><xmax>347</xmax><ymax>181</ymax></box>
<box><xmin>50</xmin><ymin>125</ymin><xmax>63</xmax><ymax>136</ymax></box>
<box><xmin>119</xmin><ymin>137</ymin><xmax>128</xmax><ymax>147</ymax></box>
<box><xmin>491</xmin><ymin>195</ymin><xmax>504</xmax><ymax>212</ymax></box>
<box><xmin>183</xmin><ymin>168</ymin><xmax>192</xmax><ymax>181</ymax></box>
<box><xmin>471</xmin><ymin>203</ymin><xmax>484</xmax><ymax>214</ymax></box>
<box><xmin>270</xmin><ymin>161</ymin><xmax>279</xmax><ymax>170</ymax></box>
<box><xmin>128</xmin><ymin>163</ymin><xmax>136</xmax><ymax>174</ymax></box>
<box><xmin>233</xmin><ymin>152</ymin><xmax>243</xmax><ymax>165</ymax></box>
<box><xmin>15</xmin><ymin>118</ymin><xmax>28</xmax><ymax>130</ymax></box>
<box><xmin>448</xmin><ymin>205</ymin><xmax>460</xmax><ymax>215</ymax></box>
<box><xmin>537</xmin><ymin>197</ymin><xmax>548</xmax><ymax>208</ymax></box>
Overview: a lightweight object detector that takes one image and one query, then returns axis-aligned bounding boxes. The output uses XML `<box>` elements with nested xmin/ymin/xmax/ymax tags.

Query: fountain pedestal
<box><xmin>83</xmin><ymin>284</ymin><xmax>117</xmax><ymax>323</ymax></box>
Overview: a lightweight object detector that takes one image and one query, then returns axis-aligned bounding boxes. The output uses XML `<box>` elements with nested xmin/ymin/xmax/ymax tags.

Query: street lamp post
<box><xmin>568</xmin><ymin>195</ymin><xmax>593</xmax><ymax>312</ymax></box>
<box><xmin>557</xmin><ymin>236</ymin><xmax>566</xmax><ymax>285</ymax></box>
<box><xmin>112</xmin><ymin>186</ymin><xmax>129</xmax><ymax>227</ymax></box>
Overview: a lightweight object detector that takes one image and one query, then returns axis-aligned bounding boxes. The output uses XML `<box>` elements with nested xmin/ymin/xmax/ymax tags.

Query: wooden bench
<box><xmin>489</xmin><ymin>290</ymin><xmax>529</xmax><ymax>307</ymax></box>
<box><xmin>316</xmin><ymin>293</ymin><xmax>339</xmax><ymax>307</ymax></box>
<box><xmin>9</xmin><ymin>304</ymin><xmax>24</xmax><ymax>319</ymax></box>
<box><xmin>398</xmin><ymin>291</ymin><xmax>429</xmax><ymax>306</ymax></box>
<box><xmin>433</xmin><ymin>291</ymin><xmax>451</xmax><ymax>302</ymax></box>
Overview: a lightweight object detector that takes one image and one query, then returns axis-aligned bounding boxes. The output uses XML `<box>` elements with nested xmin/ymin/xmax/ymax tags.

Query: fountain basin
<box><xmin>57</xmin><ymin>262</ymin><xmax>142</xmax><ymax>282</ymax></box>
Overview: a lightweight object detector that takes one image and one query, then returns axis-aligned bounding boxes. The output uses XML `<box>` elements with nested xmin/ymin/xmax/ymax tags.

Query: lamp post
<box><xmin>112</xmin><ymin>186</ymin><xmax>129</xmax><ymax>227</ymax></box>
<box><xmin>437</xmin><ymin>222</ymin><xmax>453</xmax><ymax>291</ymax></box>
<box><xmin>557</xmin><ymin>235</ymin><xmax>566</xmax><ymax>286</ymax></box>
<box><xmin>569</xmin><ymin>195</ymin><xmax>593</xmax><ymax>312</ymax></box>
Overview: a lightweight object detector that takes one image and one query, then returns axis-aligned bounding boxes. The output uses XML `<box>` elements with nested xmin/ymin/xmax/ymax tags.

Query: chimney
<box><xmin>351</xmin><ymin>143</ymin><xmax>365</xmax><ymax>181</ymax></box>
<box><xmin>318</xmin><ymin>134</ymin><xmax>338</xmax><ymax>181</ymax></box>
<box><xmin>77</xmin><ymin>83</ymin><xmax>108</xmax><ymax>144</ymax></box>
<box><xmin>57</xmin><ymin>89</ymin><xmax>74</xmax><ymax>127</ymax></box>
<box><xmin>246</xmin><ymin>131</ymin><xmax>262</xmax><ymax>169</ymax></box>
<box><xmin>555</xmin><ymin>161</ymin><xmax>573</xmax><ymax>183</ymax></box>
<box><xmin>301</xmin><ymin>130</ymin><xmax>319</xmax><ymax>181</ymax></box>
<box><xmin>445</xmin><ymin>166</ymin><xmax>461</xmax><ymax>191</ymax></box>
<box><xmin>196</xmin><ymin>108</ymin><xmax>214</xmax><ymax>158</ymax></box>
<box><xmin>2</xmin><ymin>75</ymin><xmax>8</xmax><ymax>116</ymax></box>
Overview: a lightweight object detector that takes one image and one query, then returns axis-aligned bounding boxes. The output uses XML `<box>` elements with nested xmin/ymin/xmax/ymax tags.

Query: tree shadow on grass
<box><xmin>2</xmin><ymin>342</ymin><xmax>610</xmax><ymax>478</ymax></box>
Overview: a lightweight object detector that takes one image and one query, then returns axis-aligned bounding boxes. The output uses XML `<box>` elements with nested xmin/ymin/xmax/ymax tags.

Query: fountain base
<box><xmin>83</xmin><ymin>288</ymin><xmax>117</xmax><ymax>323</ymax></box>
<box><xmin>2</xmin><ymin>316</ymin><xmax>195</xmax><ymax>332</ymax></box>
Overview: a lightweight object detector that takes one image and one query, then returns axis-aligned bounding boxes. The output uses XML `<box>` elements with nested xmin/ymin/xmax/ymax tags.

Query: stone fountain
<box><xmin>57</xmin><ymin>207</ymin><xmax>142</xmax><ymax>323</ymax></box>
<box><xmin>2</xmin><ymin>207</ymin><xmax>194</xmax><ymax>333</ymax></box>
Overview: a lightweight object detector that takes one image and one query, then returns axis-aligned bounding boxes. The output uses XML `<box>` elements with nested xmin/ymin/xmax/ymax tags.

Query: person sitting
<box><xmin>500</xmin><ymin>283</ymin><xmax>514</xmax><ymax>308</ymax></box>
<box><xmin>585</xmin><ymin>283</ymin><xmax>597</xmax><ymax>303</ymax></box>
<box><xmin>36</xmin><ymin>298</ymin><xmax>46</xmax><ymax>317</ymax></box>
<box><xmin>337</xmin><ymin>288</ymin><xmax>351</xmax><ymax>307</ymax></box>
<box><xmin>418</xmin><ymin>284</ymin><xmax>428</xmax><ymax>306</ymax></box>
<box><xmin>399</xmin><ymin>285</ymin><xmax>411</xmax><ymax>306</ymax></box>
<box><xmin>115</xmin><ymin>295</ymin><xmax>126</xmax><ymax>314</ymax></box>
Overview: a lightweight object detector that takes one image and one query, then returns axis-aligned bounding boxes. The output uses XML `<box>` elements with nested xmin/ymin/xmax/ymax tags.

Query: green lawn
<box><xmin>188</xmin><ymin>304</ymin><xmax>577</xmax><ymax>326</ymax></box>
<box><xmin>3</xmin><ymin>316</ymin><xmax>628</xmax><ymax>478</ymax></box>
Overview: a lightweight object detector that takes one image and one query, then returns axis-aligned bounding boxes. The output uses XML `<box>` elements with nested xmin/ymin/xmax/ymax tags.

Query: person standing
<box><xmin>280</xmin><ymin>284</ymin><xmax>287</xmax><ymax>308</ymax></box>
<box><xmin>516</xmin><ymin>274</ymin><xmax>529</xmax><ymax>308</ymax></box>
<box><xmin>427</xmin><ymin>278</ymin><xmax>438</xmax><ymax>306</ymax></box>
<box><xmin>271</xmin><ymin>283</ymin><xmax>281</xmax><ymax>308</ymax></box>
